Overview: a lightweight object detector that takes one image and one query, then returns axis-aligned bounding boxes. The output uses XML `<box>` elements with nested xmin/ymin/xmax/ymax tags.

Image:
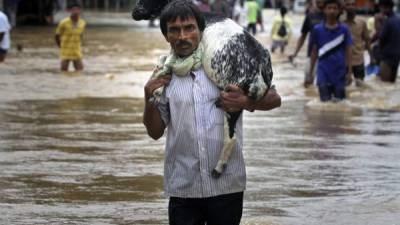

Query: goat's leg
<box><xmin>212</xmin><ymin>111</ymin><xmax>242</xmax><ymax>178</ymax></box>
<box><xmin>212</xmin><ymin>135</ymin><xmax>236</xmax><ymax>178</ymax></box>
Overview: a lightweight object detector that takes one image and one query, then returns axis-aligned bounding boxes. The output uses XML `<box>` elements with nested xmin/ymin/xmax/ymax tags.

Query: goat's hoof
<box><xmin>211</xmin><ymin>169</ymin><xmax>222</xmax><ymax>178</ymax></box>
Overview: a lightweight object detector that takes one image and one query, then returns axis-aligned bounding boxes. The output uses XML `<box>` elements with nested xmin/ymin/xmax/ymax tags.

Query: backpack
<box><xmin>277</xmin><ymin>21</ymin><xmax>287</xmax><ymax>37</ymax></box>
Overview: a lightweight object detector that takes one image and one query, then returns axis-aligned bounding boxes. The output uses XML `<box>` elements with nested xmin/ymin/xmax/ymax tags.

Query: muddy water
<box><xmin>1</xmin><ymin>20</ymin><xmax>400</xmax><ymax>225</ymax></box>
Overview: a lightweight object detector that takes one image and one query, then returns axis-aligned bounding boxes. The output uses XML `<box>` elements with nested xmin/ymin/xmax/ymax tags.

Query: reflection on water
<box><xmin>1</xmin><ymin>22</ymin><xmax>400</xmax><ymax>225</ymax></box>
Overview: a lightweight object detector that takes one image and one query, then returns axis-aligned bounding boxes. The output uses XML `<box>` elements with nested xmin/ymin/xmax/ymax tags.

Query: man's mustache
<box><xmin>176</xmin><ymin>40</ymin><xmax>192</xmax><ymax>48</ymax></box>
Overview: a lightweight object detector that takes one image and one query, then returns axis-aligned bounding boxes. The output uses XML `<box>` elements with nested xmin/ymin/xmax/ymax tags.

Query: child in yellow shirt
<box><xmin>55</xmin><ymin>3</ymin><xmax>86</xmax><ymax>72</ymax></box>
<box><xmin>270</xmin><ymin>6</ymin><xmax>292</xmax><ymax>54</ymax></box>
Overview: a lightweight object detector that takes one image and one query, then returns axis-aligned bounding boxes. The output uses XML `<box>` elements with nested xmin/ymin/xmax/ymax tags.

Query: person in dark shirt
<box><xmin>289</xmin><ymin>0</ymin><xmax>325</xmax><ymax>87</ymax></box>
<box><xmin>378</xmin><ymin>0</ymin><xmax>400</xmax><ymax>82</ymax></box>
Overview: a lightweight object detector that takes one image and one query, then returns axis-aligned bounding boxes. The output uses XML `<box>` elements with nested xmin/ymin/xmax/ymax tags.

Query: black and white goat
<box><xmin>133</xmin><ymin>0</ymin><xmax>273</xmax><ymax>178</ymax></box>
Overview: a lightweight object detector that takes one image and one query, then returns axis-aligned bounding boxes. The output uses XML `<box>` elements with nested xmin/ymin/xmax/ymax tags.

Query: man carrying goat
<box><xmin>142</xmin><ymin>1</ymin><xmax>281</xmax><ymax>224</ymax></box>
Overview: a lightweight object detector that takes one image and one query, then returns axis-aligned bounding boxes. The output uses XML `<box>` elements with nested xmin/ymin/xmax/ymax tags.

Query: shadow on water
<box><xmin>0</xmin><ymin>174</ymin><xmax>163</xmax><ymax>204</ymax></box>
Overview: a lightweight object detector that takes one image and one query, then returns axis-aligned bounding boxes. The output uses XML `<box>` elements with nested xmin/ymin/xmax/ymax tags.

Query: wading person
<box><xmin>55</xmin><ymin>3</ymin><xmax>86</xmax><ymax>72</ymax></box>
<box><xmin>142</xmin><ymin>1</ymin><xmax>281</xmax><ymax>224</ymax></box>
<box><xmin>0</xmin><ymin>10</ymin><xmax>11</xmax><ymax>63</ymax></box>
<box><xmin>343</xmin><ymin>0</ymin><xmax>373</xmax><ymax>83</ymax></box>
<box><xmin>289</xmin><ymin>0</ymin><xmax>325</xmax><ymax>87</ymax></box>
<box><xmin>245</xmin><ymin>0</ymin><xmax>259</xmax><ymax>35</ymax></box>
<box><xmin>309</xmin><ymin>0</ymin><xmax>353</xmax><ymax>102</ymax></box>
<box><xmin>377</xmin><ymin>0</ymin><xmax>400</xmax><ymax>83</ymax></box>
<box><xmin>270</xmin><ymin>6</ymin><xmax>292</xmax><ymax>54</ymax></box>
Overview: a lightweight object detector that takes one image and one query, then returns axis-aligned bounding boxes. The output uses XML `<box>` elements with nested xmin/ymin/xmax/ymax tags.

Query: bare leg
<box><xmin>61</xmin><ymin>60</ymin><xmax>70</xmax><ymax>71</ymax></box>
<box><xmin>73</xmin><ymin>59</ymin><xmax>84</xmax><ymax>71</ymax></box>
<box><xmin>0</xmin><ymin>54</ymin><xmax>5</xmax><ymax>62</ymax></box>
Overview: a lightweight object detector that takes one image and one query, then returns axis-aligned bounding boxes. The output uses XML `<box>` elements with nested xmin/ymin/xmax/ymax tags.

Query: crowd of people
<box><xmin>189</xmin><ymin>0</ymin><xmax>400</xmax><ymax>103</ymax></box>
<box><xmin>289</xmin><ymin>0</ymin><xmax>400</xmax><ymax>102</ymax></box>
<box><xmin>1</xmin><ymin>0</ymin><xmax>399</xmax><ymax>89</ymax></box>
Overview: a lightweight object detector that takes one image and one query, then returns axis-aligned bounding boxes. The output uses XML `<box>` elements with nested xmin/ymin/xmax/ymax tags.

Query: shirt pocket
<box><xmin>202</xmin><ymin>84</ymin><xmax>225</xmax><ymax>128</ymax></box>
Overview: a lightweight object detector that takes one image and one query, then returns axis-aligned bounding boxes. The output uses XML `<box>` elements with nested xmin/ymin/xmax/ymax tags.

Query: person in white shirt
<box><xmin>233</xmin><ymin>0</ymin><xmax>247</xmax><ymax>27</ymax></box>
<box><xmin>0</xmin><ymin>10</ymin><xmax>11</xmax><ymax>62</ymax></box>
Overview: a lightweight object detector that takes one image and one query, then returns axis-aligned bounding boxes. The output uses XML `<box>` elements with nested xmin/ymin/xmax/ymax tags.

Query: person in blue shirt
<box><xmin>377</xmin><ymin>0</ymin><xmax>400</xmax><ymax>83</ymax></box>
<box><xmin>308</xmin><ymin>0</ymin><xmax>353</xmax><ymax>102</ymax></box>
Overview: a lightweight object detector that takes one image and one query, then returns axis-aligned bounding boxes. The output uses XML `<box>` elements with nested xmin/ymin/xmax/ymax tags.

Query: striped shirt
<box><xmin>157</xmin><ymin>67</ymin><xmax>246</xmax><ymax>198</ymax></box>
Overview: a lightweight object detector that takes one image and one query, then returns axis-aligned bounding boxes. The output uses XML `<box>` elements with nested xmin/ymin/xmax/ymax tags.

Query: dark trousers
<box><xmin>247</xmin><ymin>23</ymin><xmax>256</xmax><ymax>35</ymax></box>
<box><xmin>168</xmin><ymin>192</ymin><xmax>243</xmax><ymax>225</ymax></box>
<box><xmin>318</xmin><ymin>84</ymin><xmax>346</xmax><ymax>102</ymax></box>
<box><xmin>380</xmin><ymin>58</ymin><xmax>400</xmax><ymax>83</ymax></box>
<box><xmin>353</xmin><ymin>64</ymin><xmax>365</xmax><ymax>80</ymax></box>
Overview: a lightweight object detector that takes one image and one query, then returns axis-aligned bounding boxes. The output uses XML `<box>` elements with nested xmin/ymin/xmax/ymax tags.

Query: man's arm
<box><xmin>55</xmin><ymin>34</ymin><xmax>61</xmax><ymax>48</ymax></box>
<box><xmin>306</xmin><ymin>44</ymin><xmax>318</xmax><ymax>87</ymax></box>
<box><xmin>55</xmin><ymin>22</ymin><xmax>64</xmax><ymax>48</ymax></box>
<box><xmin>219</xmin><ymin>85</ymin><xmax>281</xmax><ymax>112</ymax></box>
<box><xmin>0</xmin><ymin>32</ymin><xmax>4</xmax><ymax>43</ymax></box>
<box><xmin>289</xmin><ymin>16</ymin><xmax>310</xmax><ymax>60</ymax></box>
<box><xmin>289</xmin><ymin>33</ymin><xmax>307</xmax><ymax>60</ymax></box>
<box><xmin>142</xmin><ymin>75</ymin><xmax>171</xmax><ymax>140</ymax></box>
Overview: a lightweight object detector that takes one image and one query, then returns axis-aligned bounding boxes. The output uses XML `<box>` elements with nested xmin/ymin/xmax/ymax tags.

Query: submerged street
<box><xmin>0</xmin><ymin>10</ymin><xmax>400</xmax><ymax>225</ymax></box>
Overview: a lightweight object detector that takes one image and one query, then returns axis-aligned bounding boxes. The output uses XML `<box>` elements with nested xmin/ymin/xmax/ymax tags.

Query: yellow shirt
<box><xmin>271</xmin><ymin>15</ymin><xmax>292</xmax><ymax>41</ymax></box>
<box><xmin>56</xmin><ymin>17</ymin><xmax>86</xmax><ymax>60</ymax></box>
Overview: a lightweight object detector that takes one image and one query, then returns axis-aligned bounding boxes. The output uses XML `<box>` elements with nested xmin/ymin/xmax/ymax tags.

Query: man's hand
<box><xmin>220</xmin><ymin>84</ymin><xmax>251</xmax><ymax>112</ymax></box>
<box><xmin>144</xmin><ymin>75</ymin><xmax>171</xmax><ymax>102</ymax></box>
<box><xmin>304</xmin><ymin>72</ymin><xmax>314</xmax><ymax>88</ymax></box>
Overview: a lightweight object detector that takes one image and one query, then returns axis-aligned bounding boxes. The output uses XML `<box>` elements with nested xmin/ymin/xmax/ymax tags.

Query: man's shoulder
<box><xmin>337</xmin><ymin>22</ymin><xmax>351</xmax><ymax>33</ymax></box>
<box><xmin>338</xmin><ymin>22</ymin><xmax>349</xmax><ymax>29</ymax></box>
<box><xmin>0</xmin><ymin>11</ymin><xmax>7</xmax><ymax>19</ymax></box>
<box><xmin>0</xmin><ymin>11</ymin><xmax>9</xmax><ymax>25</ymax></box>
<box><xmin>387</xmin><ymin>14</ymin><xmax>400</xmax><ymax>24</ymax></box>
<box><xmin>59</xmin><ymin>17</ymin><xmax>71</xmax><ymax>26</ymax></box>
<box><xmin>312</xmin><ymin>22</ymin><xmax>324</xmax><ymax>31</ymax></box>
<box><xmin>79</xmin><ymin>18</ymin><xmax>87</xmax><ymax>27</ymax></box>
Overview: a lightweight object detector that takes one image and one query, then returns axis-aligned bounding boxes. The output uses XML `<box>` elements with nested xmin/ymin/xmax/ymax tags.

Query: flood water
<box><xmin>1</xmin><ymin>12</ymin><xmax>400</xmax><ymax>225</ymax></box>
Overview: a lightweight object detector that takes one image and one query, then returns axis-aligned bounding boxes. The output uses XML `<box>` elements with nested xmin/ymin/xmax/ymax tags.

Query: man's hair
<box><xmin>379</xmin><ymin>0</ymin><xmax>394</xmax><ymax>7</ymax></box>
<box><xmin>323</xmin><ymin>0</ymin><xmax>341</xmax><ymax>8</ymax></box>
<box><xmin>67</xmin><ymin>2</ymin><xmax>82</xmax><ymax>9</ymax></box>
<box><xmin>159</xmin><ymin>0</ymin><xmax>206</xmax><ymax>37</ymax></box>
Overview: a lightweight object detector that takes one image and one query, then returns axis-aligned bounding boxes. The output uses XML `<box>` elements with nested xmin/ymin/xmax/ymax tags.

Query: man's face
<box><xmin>70</xmin><ymin>6</ymin><xmax>81</xmax><ymax>18</ymax></box>
<box><xmin>165</xmin><ymin>16</ymin><xmax>201</xmax><ymax>57</ymax></box>
<box><xmin>345</xmin><ymin>0</ymin><xmax>356</xmax><ymax>15</ymax></box>
<box><xmin>324</xmin><ymin>3</ymin><xmax>340</xmax><ymax>20</ymax></box>
<box><xmin>316</xmin><ymin>0</ymin><xmax>325</xmax><ymax>10</ymax></box>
